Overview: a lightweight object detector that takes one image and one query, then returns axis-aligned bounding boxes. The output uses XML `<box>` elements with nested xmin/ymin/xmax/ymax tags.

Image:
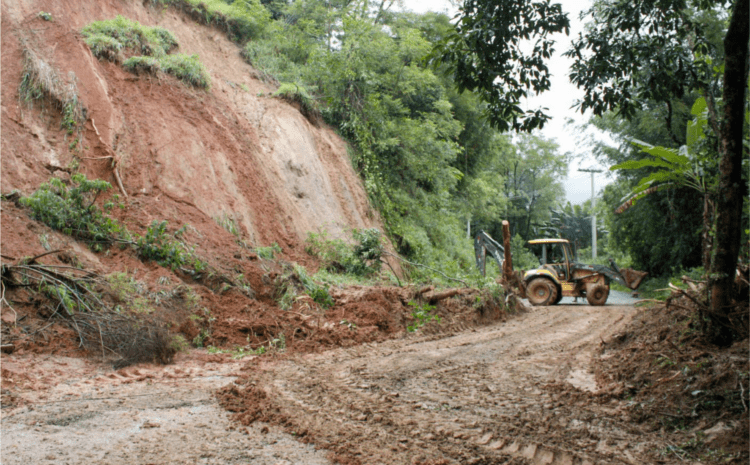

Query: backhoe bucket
<box><xmin>619</xmin><ymin>268</ymin><xmax>648</xmax><ymax>290</ymax></box>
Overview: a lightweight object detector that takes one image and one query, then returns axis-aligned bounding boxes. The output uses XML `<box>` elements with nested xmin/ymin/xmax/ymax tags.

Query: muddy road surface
<box><xmin>3</xmin><ymin>302</ymin><xmax>669</xmax><ymax>464</ymax></box>
<box><xmin>223</xmin><ymin>302</ymin><xmax>667</xmax><ymax>465</ymax></box>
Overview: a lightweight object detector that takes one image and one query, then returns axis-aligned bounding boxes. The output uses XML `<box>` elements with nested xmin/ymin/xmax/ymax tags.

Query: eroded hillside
<box><xmin>0</xmin><ymin>0</ymin><xmax>417</xmax><ymax>356</ymax></box>
<box><xmin>2</xmin><ymin>0</ymin><xmax>377</xmax><ymax>251</ymax></box>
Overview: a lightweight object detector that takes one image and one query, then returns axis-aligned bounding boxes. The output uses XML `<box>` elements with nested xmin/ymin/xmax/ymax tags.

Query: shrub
<box><xmin>407</xmin><ymin>301</ymin><xmax>441</xmax><ymax>332</ymax></box>
<box><xmin>159</xmin><ymin>54</ymin><xmax>211</xmax><ymax>88</ymax></box>
<box><xmin>256</xmin><ymin>242</ymin><xmax>282</xmax><ymax>259</ymax></box>
<box><xmin>305</xmin><ymin>228</ymin><xmax>383</xmax><ymax>277</ymax></box>
<box><xmin>135</xmin><ymin>220</ymin><xmax>188</xmax><ymax>270</ymax></box>
<box><xmin>84</xmin><ymin>34</ymin><xmax>124</xmax><ymax>62</ymax></box>
<box><xmin>82</xmin><ymin>16</ymin><xmax>177</xmax><ymax>60</ymax></box>
<box><xmin>155</xmin><ymin>0</ymin><xmax>272</xmax><ymax>43</ymax></box>
<box><xmin>84</xmin><ymin>17</ymin><xmax>209</xmax><ymax>88</ymax></box>
<box><xmin>19</xmin><ymin>174</ymin><xmax>127</xmax><ymax>251</ymax></box>
<box><xmin>274</xmin><ymin>263</ymin><xmax>334</xmax><ymax>310</ymax></box>
<box><xmin>123</xmin><ymin>56</ymin><xmax>161</xmax><ymax>74</ymax></box>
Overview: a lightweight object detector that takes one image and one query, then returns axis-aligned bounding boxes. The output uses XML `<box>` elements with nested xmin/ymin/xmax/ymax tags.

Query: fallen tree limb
<box><xmin>423</xmin><ymin>288</ymin><xmax>462</xmax><ymax>303</ymax></box>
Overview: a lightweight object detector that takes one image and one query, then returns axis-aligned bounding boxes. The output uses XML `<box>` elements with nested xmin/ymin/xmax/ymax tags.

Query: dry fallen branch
<box><xmin>423</xmin><ymin>288</ymin><xmax>463</xmax><ymax>303</ymax></box>
<box><xmin>1</xmin><ymin>261</ymin><xmax>174</xmax><ymax>367</ymax></box>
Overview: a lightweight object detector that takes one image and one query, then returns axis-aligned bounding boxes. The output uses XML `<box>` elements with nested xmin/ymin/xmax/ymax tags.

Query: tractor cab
<box><xmin>528</xmin><ymin>238</ymin><xmax>574</xmax><ymax>282</ymax></box>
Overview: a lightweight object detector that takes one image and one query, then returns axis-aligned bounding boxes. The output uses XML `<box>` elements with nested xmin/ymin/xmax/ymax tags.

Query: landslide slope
<box><xmin>1</xmin><ymin>0</ymin><xmax>377</xmax><ymax>252</ymax></box>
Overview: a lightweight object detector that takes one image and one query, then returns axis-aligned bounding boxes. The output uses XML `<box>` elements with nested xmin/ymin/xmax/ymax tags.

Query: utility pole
<box><xmin>579</xmin><ymin>168</ymin><xmax>602</xmax><ymax>258</ymax></box>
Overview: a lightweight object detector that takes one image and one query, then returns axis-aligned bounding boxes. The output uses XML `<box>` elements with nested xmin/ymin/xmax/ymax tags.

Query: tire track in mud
<box><xmin>1</xmin><ymin>357</ymin><xmax>332</xmax><ymax>465</ymax></box>
<box><xmin>228</xmin><ymin>304</ymin><xmax>659</xmax><ymax>465</ymax></box>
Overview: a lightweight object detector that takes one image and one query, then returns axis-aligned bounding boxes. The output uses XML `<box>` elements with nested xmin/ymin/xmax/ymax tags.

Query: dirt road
<box><xmin>222</xmin><ymin>302</ymin><xmax>662</xmax><ymax>465</ymax></box>
<box><xmin>2</xmin><ymin>301</ymin><xmax>670</xmax><ymax>464</ymax></box>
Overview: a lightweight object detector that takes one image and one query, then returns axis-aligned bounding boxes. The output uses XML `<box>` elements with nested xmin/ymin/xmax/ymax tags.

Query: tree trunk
<box><xmin>707</xmin><ymin>0</ymin><xmax>749</xmax><ymax>346</ymax></box>
<box><xmin>701</xmin><ymin>193</ymin><xmax>713</xmax><ymax>273</ymax></box>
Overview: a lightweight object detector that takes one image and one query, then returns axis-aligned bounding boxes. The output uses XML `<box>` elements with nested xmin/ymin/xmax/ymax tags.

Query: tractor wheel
<box><xmin>526</xmin><ymin>278</ymin><xmax>558</xmax><ymax>306</ymax></box>
<box><xmin>586</xmin><ymin>283</ymin><xmax>610</xmax><ymax>306</ymax></box>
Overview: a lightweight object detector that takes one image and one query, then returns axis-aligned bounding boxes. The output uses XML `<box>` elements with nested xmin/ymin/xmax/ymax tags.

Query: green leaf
<box><xmin>690</xmin><ymin>97</ymin><xmax>707</xmax><ymax>116</ymax></box>
<box><xmin>611</xmin><ymin>158</ymin><xmax>675</xmax><ymax>171</ymax></box>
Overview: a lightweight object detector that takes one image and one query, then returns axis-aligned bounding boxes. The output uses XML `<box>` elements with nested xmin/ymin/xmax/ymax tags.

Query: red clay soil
<box><xmin>590</xmin><ymin>296</ymin><xmax>749</xmax><ymax>463</ymax></box>
<box><xmin>0</xmin><ymin>0</ymin><xmax>394</xmax><ymax>359</ymax></box>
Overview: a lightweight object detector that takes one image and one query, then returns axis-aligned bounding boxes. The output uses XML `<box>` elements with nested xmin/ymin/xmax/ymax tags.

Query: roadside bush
<box><xmin>407</xmin><ymin>300</ymin><xmax>441</xmax><ymax>332</ymax></box>
<box><xmin>19</xmin><ymin>174</ymin><xmax>127</xmax><ymax>251</ymax></box>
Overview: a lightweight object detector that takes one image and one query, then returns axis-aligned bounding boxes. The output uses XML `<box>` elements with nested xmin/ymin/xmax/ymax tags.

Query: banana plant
<box><xmin>612</xmin><ymin>96</ymin><xmax>717</xmax><ymax>270</ymax></box>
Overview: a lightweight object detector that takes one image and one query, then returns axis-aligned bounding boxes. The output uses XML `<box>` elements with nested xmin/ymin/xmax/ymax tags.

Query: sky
<box><xmin>400</xmin><ymin>0</ymin><xmax>615</xmax><ymax>205</ymax></box>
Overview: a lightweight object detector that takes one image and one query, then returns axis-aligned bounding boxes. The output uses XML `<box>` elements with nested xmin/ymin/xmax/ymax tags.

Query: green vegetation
<box><xmin>20</xmin><ymin>175</ymin><xmax>209</xmax><ymax>275</ymax></box>
<box><xmin>82</xmin><ymin>16</ymin><xmax>177</xmax><ymax>58</ymax></box>
<box><xmin>634</xmin><ymin>267</ymin><xmax>706</xmax><ymax>301</ymax></box>
<box><xmin>154</xmin><ymin>0</ymin><xmax>271</xmax><ymax>43</ymax></box>
<box><xmin>215</xmin><ymin>213</ymin><xmax>240</xmax><ymax>237</ymax></box>
<box><xmin>83</xmin><ymin>16</ymin><xmax>209</xmax><ymax>88</ymax></box>
<box><xmin>272</xmin><ymin>82</ymin><xmax>318</xmax><ymax>120</ymax></box>
<box><xmin>107</xmin><ymin>272</ymin><xmax>153</xmax><ymax>314</ymax></box>
<box><xmin>136</xmin><ymin>220</ymin><xmax>207</xmax><ymax>271</ymax></box>
<box><xmin>256</xmin><ymin>242</ymin><xmax>282</xmax><ymax>260</ymax></box>
<box><xmin>407</xmin><ymin>301</ymin><xmax>441</xmax><ymax>332</ymax></box>
<box><xmin>170</xmin><ymin>334</ymin><xmax>190</xmax><ymax>352</ymax></box>
<box><xmin>275</xmin><ymin>263</ymin><xmax>334</xmax><ymax>310</ymax></box>
<box><xmin>565</xmin><ymin>0</ymin><xmax>747</xmax><ymax>343</ymax></box>
<box><xmin>305</xmin><ymin>228</ymin><xmax>383</xmax><ymax>278</ymax></box>
<box><xmin>153</xmin><ymin>1</ymin><xmax>567</xmax><ymax>282</ymax></box>
<box><xmin>19</xmin><ymin>174</ymin><xmax>127</xmax><ymax>251</ymax></box>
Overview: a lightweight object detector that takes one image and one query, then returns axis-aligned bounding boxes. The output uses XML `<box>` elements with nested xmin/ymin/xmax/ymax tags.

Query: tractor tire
<box><xmin>526</xmin><ymin>278</ymin><xmax>558</xmax><ymax>306</ymax></box>
<box><xmin>586</xmin><ymin>283</ymin><xmax>609</xmax><ymax>306</ymax></box>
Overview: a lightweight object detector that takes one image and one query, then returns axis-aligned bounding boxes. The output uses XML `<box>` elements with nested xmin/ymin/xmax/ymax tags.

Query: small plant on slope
<box><xmin>19</xmin><ymin>174</ymin><xmax>127</xmax><ymax>251</ymax></box>
<box><xmin>83</xmin><ymin>16</ymin><xmax>210</xmax><ymax>88</ymax></box>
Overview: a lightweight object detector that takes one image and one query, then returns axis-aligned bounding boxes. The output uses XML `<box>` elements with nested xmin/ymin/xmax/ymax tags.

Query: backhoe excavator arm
<box><xmin>571</xmin><ymin>260</ymin><xmax>648</xmax><ymax>290</ymax></box>
<box><xmin>474</xmin><ymin>230</ymin><xmax>504</xmax><ymax>277</ymax></box>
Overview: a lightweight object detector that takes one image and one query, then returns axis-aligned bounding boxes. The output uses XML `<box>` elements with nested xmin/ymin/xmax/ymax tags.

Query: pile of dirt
<box><xmin>589</xmin><ymin>296</ymin><xmax>749</xmax><ymax>463</ymax></box>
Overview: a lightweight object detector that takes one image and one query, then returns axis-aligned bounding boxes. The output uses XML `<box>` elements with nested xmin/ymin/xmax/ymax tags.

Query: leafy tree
<box><xmin>601</xmin><ymin>180</ymin><xmax>703</xmax><ymax>276</ymax></box>
<box><xmin>567</xmin><ymin>0</ymin><xmax>748</xmax><ymax>344</ymax></box>
<box><xmin>433</xmin><ymin>0</ymin><xmax>569</xmax><ymax>132</ymax></box>
<box><xmin>500</xmin><ymin>134</ymin><xmax>567</xmax><ymax>240</ymax></box>
<box><xmin>612</xmin><ymin>97</ymin><xmax>719</xmax><ymax>271</ymax></box>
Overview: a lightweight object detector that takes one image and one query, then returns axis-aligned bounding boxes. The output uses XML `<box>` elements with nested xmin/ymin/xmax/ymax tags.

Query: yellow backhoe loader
<box><xmin>475</xmin><ymin>229</ymin><xmax>647</xmax><ymax>306</ymax></box>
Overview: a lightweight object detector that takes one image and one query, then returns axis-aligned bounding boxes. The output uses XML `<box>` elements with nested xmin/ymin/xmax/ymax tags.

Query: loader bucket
<box><xmin>619</xmin><ymin>268</ymin><xmax>648</xmax><ymax>290</ymax></box>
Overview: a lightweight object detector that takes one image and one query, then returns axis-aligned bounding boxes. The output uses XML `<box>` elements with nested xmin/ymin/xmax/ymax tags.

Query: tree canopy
<box><xmin>433</xmin><ymin>0</ymin><xmax>570</xmax><ymax>132</ymax></box>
